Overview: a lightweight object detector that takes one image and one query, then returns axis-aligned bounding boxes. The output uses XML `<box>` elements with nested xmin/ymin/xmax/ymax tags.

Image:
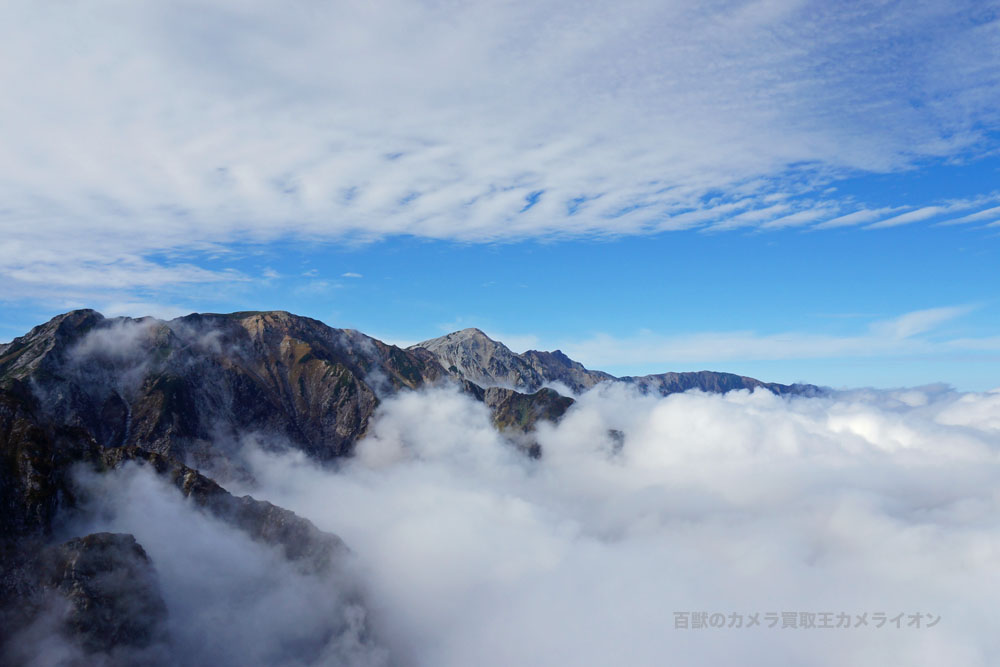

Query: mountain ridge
<box><xmin>411</xmin><ymin>326</ymin><xmax>818</xmax><ymax>397</ymax></box>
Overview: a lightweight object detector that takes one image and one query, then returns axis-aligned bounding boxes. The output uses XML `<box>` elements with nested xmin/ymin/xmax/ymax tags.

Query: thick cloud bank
<box><xmin>242</xmin><ymin>384</ymin><xmax>1000</xmax><ymax>666</ymax></box>
<box><xmin>55</xmin><ymin>383</ymin><xmax>1000</xmax><ymax>666</ymax></box>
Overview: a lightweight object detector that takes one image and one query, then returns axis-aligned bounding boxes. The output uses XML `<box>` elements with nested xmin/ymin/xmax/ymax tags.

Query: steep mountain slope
<box><xmin>0</xmin><ymin>309</ymin><xmax>448</xmax><ymax>465</ymax></box>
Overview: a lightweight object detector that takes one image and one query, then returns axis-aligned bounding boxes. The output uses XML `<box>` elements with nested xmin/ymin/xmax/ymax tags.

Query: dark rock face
<box><xmin>1</xmin><ymin>532</ymin><xmax>170</xmax><ymax>666</ymax></box>
<box><xmin>43</xmin><ymin>532</ymin><xmax>169</xmax><ymax>655</ymax></box>
<box><xmin>482</xmin><ymin>387</ymin><xmax>576</xmax><ymax>459</ymax></box>
<box><xmin>0</xmin><ymin>438</ymin><xmax>359</xmax><ymax>663</ymax></box>
<box><xmin>0</xmin><ymin>384</ymin><xmax>101</xmax><ymax>539</ymax></box>
<box><xmin>483</xmin><ymin>387</ymin><xmax>575</xmax><ymax>434</ymax></box>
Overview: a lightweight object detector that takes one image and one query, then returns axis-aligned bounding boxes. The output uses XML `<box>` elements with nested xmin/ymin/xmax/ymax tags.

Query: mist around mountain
<box><xmin>2</xmin><ymin>310</ymin><xmax>997</xmax><ymax>665</ymax></box>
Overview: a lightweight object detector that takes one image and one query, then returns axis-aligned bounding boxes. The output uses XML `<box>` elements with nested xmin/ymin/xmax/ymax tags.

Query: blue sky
<box><xmin>1</xmin><ymin>0</ymin><xmax>999</xmax><ymax>390</ymax></box>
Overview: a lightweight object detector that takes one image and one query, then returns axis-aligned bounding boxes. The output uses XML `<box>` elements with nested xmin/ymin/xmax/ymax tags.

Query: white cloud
<box><xmin>866</xmin><ymin>206</ymin><xmax>950</xmax><ymax>229</ymax></box>
<box><xmin>866</xmin><ymin>195</ymin><xmax>1000</xmax><ymax>229</ymax></box>
<box><xmin>939</xmin><ymin>205</ymin><xmax>1000</xmax><ymax>226</ymax></box>
<box><xmin>341</xmin><ymin>272</ymin><xmax>363</xmax><ymax>279</ymax></box>
<box><xmin>812</xmin><ymin>207</ymin><xmax>902</xmax><ymax>230</ymax></box>
<box><xmin>293</xmin><ymin>279</ymin><xmax>340</xmax><ymax>295</ymax></box>
<box><xmin>558</xmin><ymin>306</ymin><xmax>985</xmax><ymax>367</ymax></box>
<box><xmin>483</xmin><ymin>331</ymin><xmax>542</xmax><ymax>354</ymax></box>
<box><xmin>869</xmin><ymin>306</ymin><xmax>973</xmax><ymax>339</ymax></box>
<box><xmin>99</xmin><ymin>301</ymin><xmax>193</xmax><ymax>321</ymax></box>
<box><xmin>1</xmin><ymin>1</ymin><xmax>999</xmax><ymax>297</ymax></box>
<box><xmin>225</xmin><ymin>384</ymin><xmax>1000</xmax><ymax>666</ymax></box>
<box><xmin>758</xmin><ymin>207</ymin><xmax>838</xmax><ymax>230</ymax></box>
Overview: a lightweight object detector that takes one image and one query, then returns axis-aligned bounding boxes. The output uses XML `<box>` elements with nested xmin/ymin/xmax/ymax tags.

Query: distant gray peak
<box><xmin>410</xmin><ymin>327</ymin><xmax>539</xmax><ymax>391</ymax></box>
<box><xmin>415</xmin><ymin>327</ymin><xmax>500</xmax><ymax>349</ymax></box>
<box><xmin>411</xmin><ymin>327</ymin><xmax>820</xmax><ymax>397</ymax></box>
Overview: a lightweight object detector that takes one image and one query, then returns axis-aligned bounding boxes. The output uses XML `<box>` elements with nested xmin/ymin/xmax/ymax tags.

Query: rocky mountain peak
<box><xmin>417</xmin><ymin>327</ymin><xmax>497</xmax><ymax>348</ymax></box>
<box><xmin>410</xmin><ymin>328</ymin><xmax>545</xmax><ymax>390</ymax></box>
<box><xmin>0</xmin><ymin>309</ymin><xmax>107</xmax><ymax>382</ymax></box>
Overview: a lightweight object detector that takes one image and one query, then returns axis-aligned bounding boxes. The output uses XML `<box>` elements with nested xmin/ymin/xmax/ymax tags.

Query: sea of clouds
<box><xmin>58</xmin><ymin>382</ymin><xmax>1000</xmax><ymax>666</ymax></box>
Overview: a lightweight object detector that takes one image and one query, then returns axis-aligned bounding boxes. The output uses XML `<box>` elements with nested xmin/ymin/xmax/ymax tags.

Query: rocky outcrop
<box><xmin>484</xmin><ymin>387</ymin><xmax>575</xmax><ymax>458</ymax></box>
<box><xmin>1</xmin><ymin>532</ymin><xmax>170</xmax><ymax>666</ymax></box>
<box><xmin>95</xmin><ymin>446</ymin><xmax>345</xmax><ymax>573</ymax></box>
<box><xmin>482</xmin><ymin>387</ymin><xmax>575</xmax><ymax>434</ymax></box>
<box><xmin>43</xmin><ymin>532</ymin><xmax>169</xmax><ymax>655</ymax></box>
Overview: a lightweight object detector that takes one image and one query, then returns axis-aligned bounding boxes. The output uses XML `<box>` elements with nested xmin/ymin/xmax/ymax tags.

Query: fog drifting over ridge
<box><xmin>50</xmin><ymin>382</ymin><xmax>1000</xmax><ymax>665</ymax></box>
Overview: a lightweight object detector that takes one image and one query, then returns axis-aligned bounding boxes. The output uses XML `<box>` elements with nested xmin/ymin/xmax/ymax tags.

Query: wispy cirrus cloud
<box><xmin>812</xmin><ymin>207</ymin><xmax>903</xmax><ymax>230</ymax></box>
<box><xmin>864</xmin><ymin>195</ymin><xmax>1000</xmax><ymax>229</ymax></box>
<box><xmin>560</xmin><ymin>306</ymin><xmax>988</xmax><ymax>368</ymax></box>
<box><xmin>1</xmin><ymin>1</ymin><xmax>1000</xmax><ymax>300</ymax></box>
<box><xmin>866</xmin><ymin>206</ymin><xmax>951</xmax><ymax>230</ymax></box>
<box><xmin>938</xmin><ymin>205</ymin><xmax>1000</xmax><ymax>226</ymax></box>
